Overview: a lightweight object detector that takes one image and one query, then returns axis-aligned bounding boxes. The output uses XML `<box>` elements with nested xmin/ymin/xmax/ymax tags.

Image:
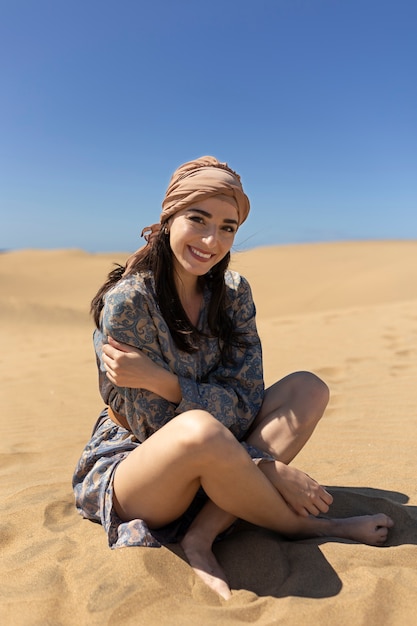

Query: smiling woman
<box><xmin>72</xmin><ymin>156</ymin><xmax>393</xmax><ymax>600</ymax></box>
<box><xmin>170</xmin><ymin>198</ymin><xmax>237</xmax><ymax>273</ymax></box>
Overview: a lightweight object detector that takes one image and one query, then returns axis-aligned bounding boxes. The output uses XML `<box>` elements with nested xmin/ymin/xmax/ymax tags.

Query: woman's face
<box><xmin>168</xmin><ymin>196</ymin><xmax>239</xmax><ymax>281</ymax></box>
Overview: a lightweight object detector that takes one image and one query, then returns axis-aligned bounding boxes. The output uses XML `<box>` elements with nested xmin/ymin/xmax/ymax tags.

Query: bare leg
<box><xmin>113</xmin><ymin>406</ymin><xmax>393</xmax><ymax>599</ymax></box>
<box><xmin>181</xmin><ymin>372</ymin><xmax>331</xmax><ymax>597</ymax></box>
<box><xmin>180</xmin><ymin>501</ymin><xmax>236</xmax><ymax>599</ymax></box>
<box><xmin>113</xmin><ymin>409</ymin><xmax>326</xmax><ymax>533</ymax></box>
<box><xmin>246</xmin><ymin>371</ymin><xmax>334</xmax><ymax>517</ymax></box>
<box><xmin>247</xmin><ymin>371</ymin><xmax>330</xmax><ymax>463</ymax></box>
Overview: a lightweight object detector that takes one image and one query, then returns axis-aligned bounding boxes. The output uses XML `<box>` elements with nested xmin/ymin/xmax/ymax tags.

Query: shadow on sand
<box><xmin>168</xmin><ymin>486</ymin><xmax>417</xmax><ymax>599</ymax></box>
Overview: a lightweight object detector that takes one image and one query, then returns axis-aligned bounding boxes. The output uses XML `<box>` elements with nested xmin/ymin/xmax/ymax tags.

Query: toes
<box><xmin>375</xmin><ymin>514</ymin><xmax>394</xmax><ymax>529</ymax></box>
<box><xmin>374</xmin><ymin>526</ymin><xmax>389</xmax><ymax>545</ymax></box>
<box><xmin>369</xmin><ymin>514</ymin><xmax>394</xmax><ymax>546</ymax></box>
<box><xmin>386</xmin><ymin>516</ymin><xmax>394</xmax><ymax>528</ymax></box>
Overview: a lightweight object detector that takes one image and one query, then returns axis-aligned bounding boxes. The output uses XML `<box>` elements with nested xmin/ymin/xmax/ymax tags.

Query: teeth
<box><xmin>191</xmin><ymin>247</ymin><xmax>211</xmax><ymax>259</ymax></box>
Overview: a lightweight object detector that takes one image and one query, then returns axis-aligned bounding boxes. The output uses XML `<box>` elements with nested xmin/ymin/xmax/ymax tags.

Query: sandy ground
<box><xmin>1</xmin><ymin>240</ymin><xmax>417</xmax><ymax>625</ymax></box>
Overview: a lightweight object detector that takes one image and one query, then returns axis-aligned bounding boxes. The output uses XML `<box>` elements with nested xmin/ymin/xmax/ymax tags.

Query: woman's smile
<box><xmin>188</xmin><ymin>246</ymin><xmax>214</xmax><ymax>261</ymax></box>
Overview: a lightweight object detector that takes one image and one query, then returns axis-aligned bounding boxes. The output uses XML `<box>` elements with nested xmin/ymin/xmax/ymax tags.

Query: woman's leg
<box><xmin>177</xmin><ymin>373</ymin><xmax>393</xmax><ymax>598</ymax></box>
<box><xmin>113</xmin><ymin>407</ymin><xmax>328</xmax><ymax>532</ymax></box>
<box><xmin>114</xmin><ymin>372</ymin><xmax>328</xmax><ymax>527</ymax></box>
<box><xmin>247</xmin><ymin>370</ymin><xmax>330</xmax><ymax>463</ymax></box>
<box><xmin>181</xmin><ymin>371</ymin><xmax>331</xmax><ymax>553</ymax></box>
<box><xmin>113</xmin><ymin>407</ymin><xmax>393</xmax><ymax>599</ymax></box>
<box><xmin>245</xmin><ymin>370</ymin><xmax>334</xmax><ymax>517</ymax></box>
<box><xmin>180</xmin><ymin>500</ymin><xmax>236</xmax><ymax>599</ymax></box>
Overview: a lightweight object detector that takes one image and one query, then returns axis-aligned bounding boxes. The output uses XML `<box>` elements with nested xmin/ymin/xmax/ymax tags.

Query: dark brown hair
<box><xmin>91</xmin><ymin>229</ymin><xmax>248</xmax><ymax>359</ymax></box>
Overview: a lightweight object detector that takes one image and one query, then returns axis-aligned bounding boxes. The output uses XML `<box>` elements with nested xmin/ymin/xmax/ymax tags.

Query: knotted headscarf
<box><xmin>124</xmin><ymin>156</ymin><xmax>250</xmax><ymax>274</ymax></box>
<box><xmin>161</xmin><ymin>156</ymin><xmax>250</xmax><ymax>226</ymax></box>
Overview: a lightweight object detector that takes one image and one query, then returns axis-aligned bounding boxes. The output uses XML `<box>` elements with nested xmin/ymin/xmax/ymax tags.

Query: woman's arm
<box><xmin>102</xmin><ymin>273</ymin><xmax>264</xmax><ymax>440</ymax></box>
<box><xmin>95</xmin><ymin>275</ymin><xmax>181</xmax><ymax>439</ymax></box>
<box><xmin>99</xmin><ymin>272</ymin><xmax>264</xmax><ymax>441</ymax></box>
<box><xmin>103</xmin><ymin>336</ymin><xmax>182</xmax><ymax>404</ymax></box>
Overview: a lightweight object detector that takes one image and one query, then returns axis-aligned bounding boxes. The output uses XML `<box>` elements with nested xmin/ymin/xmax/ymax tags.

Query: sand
<box><xmin>1</xmin><ymin>240</ymin><xmax>416</xmax><ymax>625</ymax></box>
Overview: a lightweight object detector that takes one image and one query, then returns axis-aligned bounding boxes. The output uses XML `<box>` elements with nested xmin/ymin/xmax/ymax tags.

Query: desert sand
<box><xmin>1</xmin><ymin>240</ymin><xmax>417</xmax><ymax>625</ymax></box>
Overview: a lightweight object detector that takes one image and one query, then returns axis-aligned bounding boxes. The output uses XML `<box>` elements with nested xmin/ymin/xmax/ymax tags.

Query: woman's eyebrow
<box><xmin>187</xmin><ymin>208</ymin><xmax>238</xmax><ymax>225</ymax></box>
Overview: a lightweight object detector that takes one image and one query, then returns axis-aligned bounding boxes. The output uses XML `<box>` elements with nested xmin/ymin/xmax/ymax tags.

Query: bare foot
<box><xmin>180</xmin><ymin>535</ymin><xmax>232</xmax><ymax>600</ymax></box>
<box><xmin>332</xmin><ymin>513</ymin><xmax>394</xmax><ymax>546</ymax></box>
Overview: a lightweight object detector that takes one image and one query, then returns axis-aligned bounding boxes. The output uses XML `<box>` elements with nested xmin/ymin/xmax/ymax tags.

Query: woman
<box><xmin>73</xmin><ymin>156</ymin><xmax>393</xmax><ymax>599</ymax></box>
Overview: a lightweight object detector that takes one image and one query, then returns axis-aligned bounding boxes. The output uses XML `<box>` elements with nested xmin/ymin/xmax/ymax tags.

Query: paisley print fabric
<box><xmin>73</xmin><ymin>269</ymin><xmax>273</xmax><ymax>548</ymax></box>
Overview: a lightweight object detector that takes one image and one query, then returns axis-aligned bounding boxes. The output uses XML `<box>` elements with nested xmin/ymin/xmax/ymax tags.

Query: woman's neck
<box><xmin>174</xmin><ymin>274</ymin><xmax>203</xmax><ymax>327</ymax></box>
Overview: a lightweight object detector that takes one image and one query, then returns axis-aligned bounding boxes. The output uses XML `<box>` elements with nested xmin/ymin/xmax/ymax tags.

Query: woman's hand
<box><xmin>102</xmin><ymin>336</ymin><xmax>182</xmax><ymax>403</ymax></box>
<box><xmin>102</xmin><ymin>336</ymin><xmax>155</xmax><ymax>388</ymax></box>
<box><xmin>269</xmin><ymin>462</ymin><xmax>333</xmax><ymax>517</ymax></box>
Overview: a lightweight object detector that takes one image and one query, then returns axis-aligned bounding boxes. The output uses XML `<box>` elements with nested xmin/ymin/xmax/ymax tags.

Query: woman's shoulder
<box><xmin>223</xmin><ymin>270</ymin><xmax>254</xmax><ymax>305</ymax></box>
<box><xmin>107</xmin><ymin>270</ymin><xmax>154</xmax><ymax>298</ymax></box>
<box><xmin>102</xmin><ymin>271</ymin><xmax>156</xmax><ymax>330</ymax></box>
<box><xmin>104</xmin><ymin>271</ymin><xmax>156</xmax><ymax>314</ymax></box>
<box><xmin>224</xmin><ymin>269</ymin><xmax>250</xmax><ymax>292</ymax></box>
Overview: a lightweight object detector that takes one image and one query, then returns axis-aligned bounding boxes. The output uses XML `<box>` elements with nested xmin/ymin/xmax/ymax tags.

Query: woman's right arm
<box><xmin>102</xmin><ymin>336</ymin><xmax>182</xmax><ymax>404</ymax></box>
<box><xmin>100</xmin><ymin>277</ymin><xmax>183</xmax><ymax>404</ymax></box>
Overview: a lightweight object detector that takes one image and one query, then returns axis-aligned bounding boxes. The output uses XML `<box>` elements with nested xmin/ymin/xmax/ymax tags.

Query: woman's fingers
<box><xmin>107</xmin><ymin>336</ymin><xmax>131</xmax><ymax>352</ymax></box>
<box><xmin>290</xmin><ymin>471</ymin><xmax>333</xmax><ymax>517</ymax></box>
<box><xmin>295</xmin><ymin>492</ymin><xmax>330</xmax><ymax>518</ymax></box>
<box><xmin>273</xmin><ymin>464</ymin><xmax>334</xmax><ymax>518</ymax></box>
<box><xmin>310</xmin><ymin>485</ymin><xmax>333</xmax><ymax>515</ymax></box>
<box><xmin>102</xmin><ymin>340</ymin><xmax>151</xmax><ymax>388</ymax></box>
<box><xmin>103</xmin><ymin>340</ymin><xmax>125</xmax><ymax>358</ymax></box>
<box><xmin>322</xmin><ymin>488</ymin><xmax>334</xmax><ymax>506</ymax></box>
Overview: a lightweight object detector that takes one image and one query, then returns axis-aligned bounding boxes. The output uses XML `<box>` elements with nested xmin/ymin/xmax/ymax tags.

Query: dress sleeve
<box><xmin>101</xmin><ymin>277</ymin><xmax>168</xmax><ymax>367</ymax></box>
<box><xmin>98</xmin><ymin>277</ymin><xmax>177</xmax><ymax>439</ymax></box>
<box><xmin>176</xmin><ymin>275</ymin><xmax>265</xmax><ymax>441</ymax></box>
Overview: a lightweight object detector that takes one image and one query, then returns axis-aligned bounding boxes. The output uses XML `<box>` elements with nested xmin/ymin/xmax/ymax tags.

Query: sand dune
<box><xmin>1</xmin><ymin>241</ymin><xmax>416</xmax><ymax>625</ymax></box>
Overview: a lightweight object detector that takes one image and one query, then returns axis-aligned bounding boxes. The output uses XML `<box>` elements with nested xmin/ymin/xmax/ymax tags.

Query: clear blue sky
<box><xmin>1</xmin><ymin>0</ymin><xmax>416</xmax><ymax>252</ymax></box>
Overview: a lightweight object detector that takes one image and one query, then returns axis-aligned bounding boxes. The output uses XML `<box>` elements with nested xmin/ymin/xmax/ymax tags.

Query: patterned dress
<box><xmin>72</xmin><ymin>269</ymin><xmax>273</xmax><ymax>548</ymax></box>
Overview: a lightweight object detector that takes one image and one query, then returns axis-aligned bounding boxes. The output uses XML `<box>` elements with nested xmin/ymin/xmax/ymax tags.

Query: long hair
<box><xmin>90</xmin><ymin>229</ymin><xmax>248</xmax><ymax>359</ymax></box>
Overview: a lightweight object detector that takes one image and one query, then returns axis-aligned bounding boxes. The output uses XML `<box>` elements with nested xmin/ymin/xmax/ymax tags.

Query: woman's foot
<box><xmin>329</xmin><ymin>513</ymin><xmax>394</xmax><ymax>545</ymax></box>
<box><xmin>180</xmin><ymin>534</ymin><xmax>232</xmax><ymax>600</ymax></box>
<box><xmin>314</xmin><ymin>513</ymin><xmax>394</xmax><ymax>546</ymax></box>
<box><xmin>180</xmin><ymin>513</ymin><xmax>393</xmax><ymax>599</ymax></box>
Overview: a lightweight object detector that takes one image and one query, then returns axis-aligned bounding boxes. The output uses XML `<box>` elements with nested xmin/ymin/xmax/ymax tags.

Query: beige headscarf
<box><xmin>161</xmin><ymin>155</ymin><xmax>250</xmax><ymax>226</ymax></box>
<box><xmin>124</xmin><ymin>156</ymin><xmax>250</xmax><ymax>274</ymax></box>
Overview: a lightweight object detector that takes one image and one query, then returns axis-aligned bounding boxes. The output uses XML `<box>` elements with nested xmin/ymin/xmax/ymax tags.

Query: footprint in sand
<box><xmin>0</xmin><ymin>522</ymin><xmax>18</xmax><ymax>548</ymax></box>
<box><xmin>87</xmin><ymin>580</ymin><xmax>138</xmax><ymax>613</ymax></box>
<box><xmin>314</xmin><ymin>366</ymin><xmax>346</xmax><ymax>385</ymax></box>
<box><xmin>0</xmin><ymin>451</ymin><xmax>37</xmax><ymax>470</ymax></box>
<box><xmin>389</xmin><ymin>347</ymin><xmax>415</xmax><ymax>376</ymax></box>
<box><xmin>43</xmin><ymin>498</ymin><xmax>77</xmax><ymax>532</ymax></box>
<box><xmin>381</xmin><ymin>323</ymin><xmax>417</xmax><ymax>376</ymax></box>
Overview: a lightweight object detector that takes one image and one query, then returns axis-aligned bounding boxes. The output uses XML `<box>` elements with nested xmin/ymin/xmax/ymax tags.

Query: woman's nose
<box><xmin>202</xmin><ymin>227</ymin><xmax>218</xmax><ymax>247</ymax></box>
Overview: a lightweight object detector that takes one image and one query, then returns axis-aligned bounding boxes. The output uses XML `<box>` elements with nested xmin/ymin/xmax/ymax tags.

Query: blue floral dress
<box><xmin>72</xmin><ymin>269</ymin><xmax>273</xmax><ymax>548</ymax></box>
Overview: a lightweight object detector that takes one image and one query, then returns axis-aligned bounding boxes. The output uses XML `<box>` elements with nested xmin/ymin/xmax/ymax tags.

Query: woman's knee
<box><xmin>292</xmin><ymin>371</ymin><xmax>330</xmax><ymax>419</ymax></box>
<box><xmin>171</xmin><ymin>410</ymin><xmax>234</xmax><ymax>456</ymax></box>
